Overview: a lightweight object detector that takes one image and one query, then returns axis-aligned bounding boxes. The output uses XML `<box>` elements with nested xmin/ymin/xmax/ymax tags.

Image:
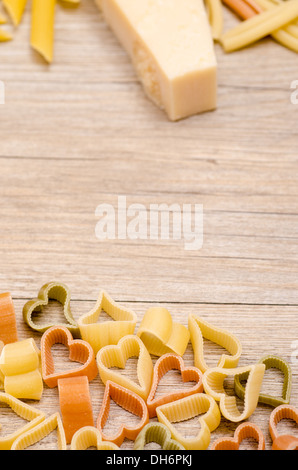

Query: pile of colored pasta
<box><xmin>0</xmin><ymin>282</ymin><xmax>296</xmax><ymax>450</ymax></box>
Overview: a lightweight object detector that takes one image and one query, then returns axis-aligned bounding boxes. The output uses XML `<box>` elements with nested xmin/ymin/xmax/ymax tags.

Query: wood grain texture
<box><xmin>0</xmin><ymin>0</ymin><xmax>297</xmax><ymax>450</ymax></box>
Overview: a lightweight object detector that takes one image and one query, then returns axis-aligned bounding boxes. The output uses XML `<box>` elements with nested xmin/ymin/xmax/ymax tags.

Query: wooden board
<box><xmin>0</xmin><ymin>0</ymin><xmax>297</xmax><ymax>450</ymax></box>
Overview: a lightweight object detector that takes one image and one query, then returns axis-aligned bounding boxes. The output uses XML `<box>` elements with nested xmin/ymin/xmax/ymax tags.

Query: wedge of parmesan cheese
<box><xmin>96</xmin><ymin>0</ymin><xmax>217</xmax><ymax>121</ymax></box>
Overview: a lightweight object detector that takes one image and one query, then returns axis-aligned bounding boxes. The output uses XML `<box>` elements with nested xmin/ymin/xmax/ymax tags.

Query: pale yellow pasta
<box><xmin>0</xmin><ymin>28</ymin><xmax>12</xmax><ymax>41</ymax></box>
<box><xmin>30</xmin><ymin>0</ymin><xmax>56</xmax><ymax>63</ymax></box>
<box><xmin>205</xmin><ymin>0</ymin><xmax>224</xmax><ymax>41</ymax></box>
<box><xmin>223</xmin><ymin>0</ymin><xmax>298</xmax><ymax>38</ymax></box>
<box><xmin>2</xmin><ymin>0</ymin><xmax>27</xmax><ymax>26</ymax></box>
<box><xmin>221</xmin><ymin>0</ymin><xmax>298</xmax><ymax>52</ymax></box>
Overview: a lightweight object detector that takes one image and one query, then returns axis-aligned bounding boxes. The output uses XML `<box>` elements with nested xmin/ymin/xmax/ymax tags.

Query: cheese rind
<box><xmin>96</xmin><ymin>0</ymin><xmax>217</xmax><ymax>121</ymax></box>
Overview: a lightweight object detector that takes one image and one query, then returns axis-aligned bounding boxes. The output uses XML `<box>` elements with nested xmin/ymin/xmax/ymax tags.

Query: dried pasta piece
<box><xmin>203</xmin><ymin>363</ymin><xmax>265</xmax><ymax>422</ymax></box>
<box><xmin>221</xmin><ymin>0</ymin><xmax>298</xmax><ymax>52</ymax></box>
<box><xmin>0</xmin><ymin>338</ymin><xmax>43</xmax><ymax>400</ymax></box>
<box><xmin>0</xmin><ymin>13</ymin><xmax>7</xmax><ymax>24</ymax></box>
<box><xmin>30</xmin><ymin>0</ymin><xmax>56</xmax><ymax>63</ymax></box>
<box><xmin>0</xmin><ymin>338</ymin><xmax>40</xmax><ymax>376</ymax></box>
<box><xmin>255</xmin><ymin>0</ymin><xmax>298</xmax><ymax>27</ymax></box>
<box><xmin>4</xmin><ymin>369</ymin><xmax>43</xmax><ymax>401</ymax></box>
<box><xmin>211</xmin><ymin>422</ymin><xmax>265</xmax><ymax>450</ymax></box>
<box><xmin>134</xmin><ymin>422</ymin><xmax>185</xmax><ymax>451</ymax></box>
<box><xmin>97</xmin><ymin>381</ymin><xmax>149</xmax><ymax>446</ymax></box>
<box><xmin>0</xmin><ymin>29</ymin><xmax>11</xmax><ymax>41</ymax></box>
<box><xmin>22</xmin><ymin>281</ymin><xmax>80</xmax><ymax>337</ymax></box>
<box><xmin>0</xmin><ymin>292</ymin><xmax>18</xmax><ymax>345</ymax></box>
<box><xmin>78</xmin><ymin>290</ymin><xmax>137</xmax><ymax>355</ymax></box>
<box><xmin>147</xmin><ymin>353</ymin><xmax>203</xmax><ymax>418</ymax></box>
<box><xmin>96</xmin><ymin>335</ymin><xmax>153</xmax><ymax>401</ymax></box>
<box><xmin>255</xmin><ymin>0</ymin><xmax>298</xmax><ymax>45</ymax></box>
<box><xmin>244</xmin><ymin>0</ymin><xmax>265</xmax><ymax>13</ymax></box>
<box><xmin>270</xmin><ymin>28</ymin><xmax>298</xmax><ymax>52</ymax></box>
<box><xmin>234</xmin><ymin>355</ymin><xmax>292</xmax><ymax>407</ymax></box>
<box><xmin>156</xmin><ymin>393</ymin><xmax>221</xmax><ymax>450</ymax></box>
<box><xmin>188</xmin><ymin>314</ymin><xmax>242</xmax><ymax>373</ymax></box>
<box><xmin>0</xmin><ymin>342</ymin><xmax>4</xmax><ymax>389</ymax></box>
<box><xmin>226</xmin><ymin>0</ymin><xmax>298</xmax><ymax>51</ymax></box>
<box><xmin>222</xmin><ymin>0</ymin><xmax>261</xmax><ymax>19</ymax></box>
<box><xmin>137</xmin><ymin>307</ymin><xmax>190</xmax><ymax>357</ymax></box>
<box><xmin>2</xmin><ymin>0</ymin><xmax>28</xmax><ymax>25</ymax></box>
<box><xmin>11</xmin><ymin>412</ymin><xmax>67</xmax><ymax>450</ymax></box>
<box><xmin>71</xmin><ymin>426</ymin><xmax>119</xmax><ymax>450</ymax></box>
<box><xmin>0</xmin><ymin>392</ymin><xmax>45</xmax><ymax>450</ymax></box>
<box><xmin>269</xmin><ymin>404</ymin><xmax>298</xmax><ymax>450</ymax></box>
<box><xmin>40</xmin><ymin>325</ymin><xmax>98</xmax><ymax>388</ymax></box>
<box><xmin>206</xmin><ymin>0</ymin><xmax>224</xmax><ymax>40</ymax></box>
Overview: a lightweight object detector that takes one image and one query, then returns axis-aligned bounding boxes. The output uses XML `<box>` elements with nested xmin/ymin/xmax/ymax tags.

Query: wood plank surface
<box><xmin>0</xmin><ymin>0</ymin><xmax>297</xmax><ymax>450</ymax></box>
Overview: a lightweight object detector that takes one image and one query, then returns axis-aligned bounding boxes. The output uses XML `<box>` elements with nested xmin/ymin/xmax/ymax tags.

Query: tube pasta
<box><xmin>2</xmin><ymin>0</ymin><xmax>27</xmax><ymax>25</ymax></box>
<box><xmin>30</xmin><ymin>0</ymin><xmax>56</xmax><ymax>63</ymax></box>
<box><xmin>0</xmin><ymin>393</ymin><xmax>45</xmax><ymax>450</ymax></box>
<box><xmin>221</xmin><ymin>0</ymin><xmax>298</xmax><ymax>52</ymax></box>
<box><xmin>253</xmin><ymin>0</ymin><xmax>298</xmax><ymax>38</ymax></box>
<box><xmin>224</xmin><ymin>0</ymin><xmax>298</xmax><ymax>51</ymax></box>
<box><xmin>206</xmin><ymin>0</ymin><xmax>224</xmax><ymax>41</ymax></box>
